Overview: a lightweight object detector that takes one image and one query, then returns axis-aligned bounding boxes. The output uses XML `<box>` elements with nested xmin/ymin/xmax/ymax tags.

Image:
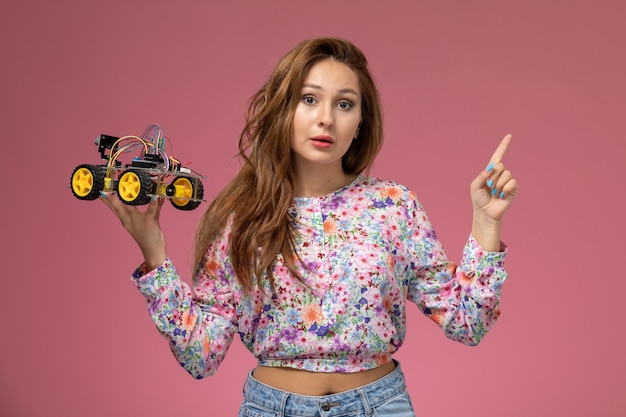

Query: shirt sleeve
<box><xmin>131</xmin><ymin>235</ymin><xmax>238</xmax><ymax>378</ymax></box>
<box><xmin>404</xmin><ymin>191</ymin><xmax>508</xmax><ymax>345</ymax></box>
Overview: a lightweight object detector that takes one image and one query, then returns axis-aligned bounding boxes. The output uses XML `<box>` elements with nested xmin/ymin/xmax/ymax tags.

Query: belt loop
<box><xmin>357</xmin><ymin>388</ymin><xmax>373</xmax><ymax>416</ymax></box>
<box><xmin>279</xmin><ymin>392</ymin><xmax>289</xmax><ymax>416</ymax></box>
<box><xmin>242</xmin><ymin>375</ymin><xmax>249</xmax><ymax>396</ymax></box>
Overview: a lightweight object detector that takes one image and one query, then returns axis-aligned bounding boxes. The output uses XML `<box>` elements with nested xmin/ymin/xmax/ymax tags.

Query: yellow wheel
<box><xmin>70</xmin><ymin>164</ymin><xmax>105</xmax><ymax>200</ymax></box>
<box><xmin>117</xmin><ymin>169</ymin><xmax>153</xmax><ymax>205</ymax></box>
<box><xmin>168</xmin><ymin>176</ymin><xmax>204</xmax><ymax>210</ymax></box>
<box><xmin>73</xmin><ymin>167</ymin><xmax>93</xmax><ymax>197</ymax></box>
<box><xmin>171</xmin><ymin>177</ymin><xmax>193</xmax><ymax>206</ymax></box>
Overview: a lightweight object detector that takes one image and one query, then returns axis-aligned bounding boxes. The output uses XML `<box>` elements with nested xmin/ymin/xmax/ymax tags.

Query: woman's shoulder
<box><xmin>354</xmin><ymin>175</ymin><xmax>416</xmax><ymax>203</ymax></box>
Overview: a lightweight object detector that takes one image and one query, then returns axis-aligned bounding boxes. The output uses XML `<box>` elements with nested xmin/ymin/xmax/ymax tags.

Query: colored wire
<box><xmin>103</xmin><ymin>124</ymin><xmax>189</xmax><ymax>178</ymax></box>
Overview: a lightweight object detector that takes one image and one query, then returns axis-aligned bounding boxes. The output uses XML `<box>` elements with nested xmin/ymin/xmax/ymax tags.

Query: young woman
<box><xmin>100</xmin><ymin>37</ymin><xmax>517</xmax><ymax>417</ymax></box>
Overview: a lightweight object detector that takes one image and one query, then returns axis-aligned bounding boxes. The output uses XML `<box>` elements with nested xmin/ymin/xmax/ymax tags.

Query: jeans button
<box><xmin>321</xmin><ymin>403</ymin><xmax>331</xmax><ymax>411</ymax></box>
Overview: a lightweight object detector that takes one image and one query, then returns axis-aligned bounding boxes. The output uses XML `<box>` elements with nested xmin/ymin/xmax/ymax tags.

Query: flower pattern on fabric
<box><xmin>131</xmin><ymin>176</ymin><xmax>508</xmax><ymax>378</ymax></box>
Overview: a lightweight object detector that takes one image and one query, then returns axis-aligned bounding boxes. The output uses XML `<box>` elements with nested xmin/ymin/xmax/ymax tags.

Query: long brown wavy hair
<box><xmin>193</xmin><ymin>37</ymin><xmax>384</xmax><ymax>291</ymax></box>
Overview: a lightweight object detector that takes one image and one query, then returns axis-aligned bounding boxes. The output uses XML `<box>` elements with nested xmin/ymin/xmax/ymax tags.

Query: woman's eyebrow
<box><xmin>302</xmin><ymin>83</ymin><xmax>359</xmax><ymax>97</ymax></box>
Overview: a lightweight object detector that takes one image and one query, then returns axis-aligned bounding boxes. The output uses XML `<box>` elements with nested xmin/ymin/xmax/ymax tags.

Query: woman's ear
<box><xmin>354</xmin><ymin>121</ymin><xmax>361</xmax><ymax>140</ymax></box>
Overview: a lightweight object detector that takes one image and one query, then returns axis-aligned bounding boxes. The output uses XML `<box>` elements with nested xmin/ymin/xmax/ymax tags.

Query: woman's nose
<box><xmin>317</xmin><ymin>105</ymin><xmax>334</xmax><ymax>128</ymax></box>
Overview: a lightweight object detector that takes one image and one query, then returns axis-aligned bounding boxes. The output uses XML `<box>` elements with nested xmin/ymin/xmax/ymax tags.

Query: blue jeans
<box><xmin>238</xmin><ymin>361</ymin><xmax>416</xmax><ymax>417</ymax></box>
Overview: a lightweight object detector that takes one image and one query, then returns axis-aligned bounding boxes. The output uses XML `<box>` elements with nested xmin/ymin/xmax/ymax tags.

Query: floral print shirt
<box><xmin>131</xmin><ymin>176</ymin><xmax>508</xmax><ymax>378</ymax></box>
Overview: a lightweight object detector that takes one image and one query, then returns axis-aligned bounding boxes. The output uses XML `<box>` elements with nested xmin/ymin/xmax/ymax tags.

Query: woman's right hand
<box><xmin>99</xmin><ymin>192</ymin><xmax>167</xmax><ymax>271</ymax></box>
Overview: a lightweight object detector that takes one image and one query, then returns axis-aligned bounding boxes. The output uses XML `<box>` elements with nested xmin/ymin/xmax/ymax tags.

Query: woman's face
<box><xmin>291</xmin><ymin>59</ymin><xmax>362</xmax><ymax>175</ymax></box>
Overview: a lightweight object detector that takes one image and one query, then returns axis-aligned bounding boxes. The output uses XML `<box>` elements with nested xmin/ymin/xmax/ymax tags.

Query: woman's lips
<box><xmin>310</xmin><ymin>135</ymin><xmax>334</xmax><ymax>148</ymax></box>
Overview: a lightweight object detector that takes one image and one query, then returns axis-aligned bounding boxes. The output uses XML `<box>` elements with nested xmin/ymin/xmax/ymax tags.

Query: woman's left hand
<box><xmin>470</xmin><ymin>134</ymin><xmax>518</xmax><ymax>222</ymax></box>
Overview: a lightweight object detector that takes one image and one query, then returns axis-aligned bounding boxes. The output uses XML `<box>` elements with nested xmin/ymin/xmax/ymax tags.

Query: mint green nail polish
<box><xmin>486</xmin><ymin>162</ymin><xmax>494</xmax><ymax>172</ymax></box>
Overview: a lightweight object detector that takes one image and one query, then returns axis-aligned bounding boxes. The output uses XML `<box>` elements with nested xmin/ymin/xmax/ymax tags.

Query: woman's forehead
<box><xmin>302</xmin><ymin>60</ymin><xmax>360</xmax><ymax>95</ymax></box>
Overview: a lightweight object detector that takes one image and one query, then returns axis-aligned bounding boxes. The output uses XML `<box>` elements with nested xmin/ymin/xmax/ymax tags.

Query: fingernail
<box><xmin>487</xmin><ymin>179</ymin><xmax>494</xmax><ymax>188</ymax></box>
<box><xmin>491</xmin><ymin>188</ymin><xmax>498</xmax><ymax>196</ymax></box>
<box><xmin>151</xmin><ymin>195</ymin><xmax>156</xmax><ymax>202</ymax></box>
<box><xmin>99</xmin><ymin>191</ymin><xmax>107</xmax><ymax>199</ymax></box>
<box><xmin>499</xmin><ymin>191</ymin><xmax>506</xmax><ymax>199</ymax></box>
<box><xmin>486</xmin><ymin>162</ymin><xmax>494</xmax><ymax>172</ymax></box>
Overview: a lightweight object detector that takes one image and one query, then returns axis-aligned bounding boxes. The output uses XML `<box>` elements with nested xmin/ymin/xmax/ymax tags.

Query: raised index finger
<box><xmin>489</xmin><ymin>134</ymin><xmax>512</xmax><ymax>163</ymax></box>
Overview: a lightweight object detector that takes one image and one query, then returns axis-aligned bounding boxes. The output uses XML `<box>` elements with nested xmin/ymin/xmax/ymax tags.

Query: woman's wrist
<box><xmin>142</xmin><ymin>251</ymin><xmax>167</xmax><ymax>272</ymax></box>
<box><xmin>471</xmin><ymin>212</ymin><xmax>502</xmax><ymax>252</ymax></box>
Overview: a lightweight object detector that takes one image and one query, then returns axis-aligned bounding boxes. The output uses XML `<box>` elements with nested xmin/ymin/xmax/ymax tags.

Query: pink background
<box><xmin>2</xmin><ymin>1</ymin><xmax>624</xmax><ymax>416</ymax></box>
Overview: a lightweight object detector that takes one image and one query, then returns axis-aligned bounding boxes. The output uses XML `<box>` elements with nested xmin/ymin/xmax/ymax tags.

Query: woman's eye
<box><xmin>338</xmin><ymin>101</ymin><xmax>352</xmax><ymax>110</ymax></box>
<box><xmin>302</xmin><ymin>96</ymin><xmax>316</xmax><ymax>104</ymax></box>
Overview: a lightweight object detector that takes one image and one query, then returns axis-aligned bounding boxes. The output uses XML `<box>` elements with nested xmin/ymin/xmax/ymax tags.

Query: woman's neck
<box><xmin>294</xmin><ymin>166</ymin><xmax>357</xmax><ymax>197</ymax></box>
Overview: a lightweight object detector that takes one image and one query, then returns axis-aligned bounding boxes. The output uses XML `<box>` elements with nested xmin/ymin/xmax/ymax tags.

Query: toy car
<box><xmin>70</xmin><ymin>124</ymin><xmax>205</xmax><ymax>210</ymax></box>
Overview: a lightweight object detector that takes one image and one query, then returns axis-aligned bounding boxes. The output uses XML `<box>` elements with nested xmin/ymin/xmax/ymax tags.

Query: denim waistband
<box><xmin>242</xmin><ymin>361</ymin><xmax>407</xmax><ymax>416</ymax></box>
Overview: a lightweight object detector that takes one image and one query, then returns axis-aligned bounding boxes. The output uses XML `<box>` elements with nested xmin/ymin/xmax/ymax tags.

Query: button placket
<box><xmin>315</xmin><ymin>199</ymin><xmax>333</xmax><ymax>291</ymax></box>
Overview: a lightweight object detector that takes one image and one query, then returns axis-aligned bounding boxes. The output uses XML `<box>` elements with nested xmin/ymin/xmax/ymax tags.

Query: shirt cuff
<box><xmin>130</xmin><ymin>257</ymin><xmax>179</xmax><ymax>299</ymax></box>
<box><xmin>461</xmin><ymin>235</ymin><xmax>508</xmax><ymax>279</ymax></box>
